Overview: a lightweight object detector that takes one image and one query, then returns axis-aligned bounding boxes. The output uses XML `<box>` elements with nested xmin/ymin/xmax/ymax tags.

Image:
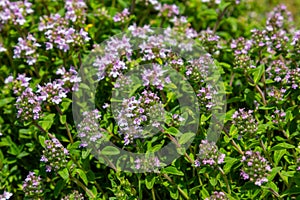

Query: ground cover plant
<box><xmin>0</xmin><ymin>0</ymin><xmax>300</xmax><ymax>199</ymax></box>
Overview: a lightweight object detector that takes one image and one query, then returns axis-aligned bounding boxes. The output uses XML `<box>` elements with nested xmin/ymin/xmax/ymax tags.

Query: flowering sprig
<box><xmin>16</xmin><ymin>88</ymin><xmax>42</xmax><ymax>121</ymax></box>
<box><xmin>116</xmin><ymin>90</ymin><xmax>164</xmax><ymax>145</ymax></box>
<box><xmin>4</xmin><ymin>73</ymin><xmax>31</xmax><ymax>95</ymax></box>
<box><xmin>40</xmin><ymin>137</ymin><xmax>69</xmax><ymax>172</ymax></box>
<box><xmin>77</xmin><ymin>109</ymin><xmax>103</xmax><ymax>148</ymax></box>
<box><xmin>240</xmin><ymin>151</ymin><xmax>271</xmax><ymax>186</ymax></box>
<box><xmin>195</xmin><ymin>140</ymin><xmax>225</xmax><ymax>167</ymax></box>
<box><xmin>113</xmin><ymin>8</ymin><xmax>130</xmax><ymax>23</ymax></box>
<box><xmin>22</xmin><ymin>172</ymin><xmax>43</xmax><ymax>198</ymax></box>
<box><xmin>39</xmin><ymin>14</ymin><xmax>90</xmax><ymax>52</ymax></box>
<box><xmin>13</xmin><ymin>33</ymin><xmax>41</xmax><ymax>65</ymax></box>
<box><xmin>61</xmin><ymin>190</ymin><xmax>85</xmax><ymax>200</ymax></box>
<box><xmin>0</xmin><ymin>0</ymin><xmax>33</xmax><ymax>26</ymax></box>
<box><xmin>232</xmin><ymin>108</ymin><xmax>258</xmax><ymax>138</ymax></box>
<box><xmin>134</xmin><ymin>156</ymin><xmax>160</xmax><ymax>172</ymax></box>
<box><xmin>205</xmin><ymin>191</ymin><xmax>228</xmax><ymax>200</ymax></box>
<box><xmin>0</xmin><ymin>191</ymin><xmax>12</xmax><ymax>200</ymax></box>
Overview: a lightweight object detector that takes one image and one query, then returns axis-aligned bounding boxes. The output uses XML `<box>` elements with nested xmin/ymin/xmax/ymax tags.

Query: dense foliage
<box><xmin>0</xmin><ymin>0</ymin><xmax>300</xmax><ymax>199</ymax></box>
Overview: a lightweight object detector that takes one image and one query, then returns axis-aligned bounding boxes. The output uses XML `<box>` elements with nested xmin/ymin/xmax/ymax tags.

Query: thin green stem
<box><xmin>162</xmin><ymin>173</ymin><xmax>190</xmax><ymax>200</ymax></box>
<box><xmin>218</xmin><ymin>166</ymin><xmax>231</xmax><ymax>194</ymax></box>
<box><xmin>151</xmin><ymin>187</ymin><xmax>156</xmax><ymax>200</ymax></box>
<box><xmin>70</xmin><ymin>176</ymin><xmax>95</xmax><ymax>198</ymax></box>
<box><xmin>55</xmin><ymin>105</ymin><xmax>74</xmax><ymax>144</ymax></box>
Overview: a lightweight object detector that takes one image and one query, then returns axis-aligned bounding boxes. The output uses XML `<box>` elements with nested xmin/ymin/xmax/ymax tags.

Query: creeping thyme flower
<box><xmin>93</xmin><ymin>36</ymin><xmax>132</xmax><ymax>80</ymax></box>
<box><xmin>0</xmin><ymin>191</ymin><xmax>13</xmax><ymax>200</ymax></box>
<box><xmin>40</xmin><ymin>137</ymin><xmax>69</xmax><ymax>172</ymax></box>
<box><xmin>142</xmin><ymin>64</ymin><xmax>170</xmax><ymax>90</ymax></box>
<box><xmin>56</xmin><ymin>66</ymin><xmax>81</xmax><ymax>92</ymax></box>
<box><xmin>231</xmin><ymin>37</ymin><xmax>252</xmax><ymax>55</ymax></box>
<box><xmin>195</xmin><ymin>140</ymin><xmax>225</xmax><ymax>167</ymax></box>
<box><xmin>267</xmin><ymin>30</ymin><xmax>289</xmax><ymax>53</ymax></box>
<box><xmin>156</xmin><ymin>4</ymin><xmax>179</xmax><ymax>18</ymax></box>
<box><xmin>37</xmin><ymin>81</ymin><xmax>67</xmax><ymax>105</ymax></box>
<box><xmin>77</xmin><ymin>110</ymin><xmax>102</xmax><ymax>148</ymax></box>
<box><xmin>291</xmin><ymin>30</ymin><xmax>300</xmax><ymax>53</ymax></box>
<box><xmin>240</xmin><ymin>151</ymin><xmax>271</xmax><ymax>186</ymax></box>
<box><xmin>251</xmin><ymin>29</ymin><xmax>270</xmax><ymax>48</ymax></box>
<box><xmin>267</xmin><ymin>86</ymin><xmax>286</xmax><ymax>102</ymax></box>
<box><xmin>116</xmin><ymin>90</ymin><xmax>164</xmax><ymax>145</ymax></box>
<box><xmin>266</xmin><ymin>60</ymin><xmax>289</xmax><ymax>83</ymax></box>
<box><xmin>205</xmin><ymin>191</ymin><xmax>228</xmax><ymax>200</ymax></box>
<box><xmin>134</xmin><ymin>156</ymin><xmax>160</xmax><ymax>172</ymax></box>
<box><xmin>266</xmin><ymin>4</ymin><xmax>293</xmax><ymax>33</ymax></box>
<box><xmin>113</xmin><ymin>8</ymin><xmax>130</xmax><ymax>23</ymax></box>
<box><xmin>61</xmin><ymin>190</ymin><xmax>84</xmax><ymax>200</ymax></box>
<box><xmin>16</xmin><ymin>88</ymin><xmax>42</xmax><ymax>121</ymax></box>
<box><xmin>197</xmin><ymin>84</ymin><xmax>217</xmax><ymax>110</ymax></box>
<box><xmin>186</xmin><ymin>54</ymin><xmax>215</xmax><ymax>84</ymax></box>
<box><xmin>287</xmin><ymin>68</ymin><xmax>300</xmax><ymax>89</ymax></box>
<box><xmin>39</xmin><ymin>13</ymin><xmax>90</xmax><ymax>52</ymax></box>
<box><xmin>65</xmin><ymin>0</ymin><xmax>87</xmax><ymax>24</ymax></box>
<box><xmin>5</xmin><ymin>73</ymin><xmax>31</xmax><ymax>95</ymax></box>
<box><xmin>22</xmin><ymin>172</ymin><xmax>43</xmax><ymax>198</ymax></box>
<box><xmin>0</xmin><ymin>0</ymin><xmax>33</xmax><ymax>26</ymax></box>
<box><xmin>13</xmin><ymin>34</ymin><xmax>41</xmax><ymax>65</ymax></box>
<box><xmin>232</xmin><ymin>108</ymin><xmax>258</xmax><ymax>137</ymax></box>
<box><xmin>270</xmin><ymin>109</ymin><xmax>286</xmax><ymax>126</ymax></box>
<box><xmin>128</xmin><ymin>24</ymin><xmax>153</xmax><ymax>39</ymax></box>
<box><xmin>198</xmin><ymin>29</ymin><xmax>221</xmax><ymax>54</ymax></box>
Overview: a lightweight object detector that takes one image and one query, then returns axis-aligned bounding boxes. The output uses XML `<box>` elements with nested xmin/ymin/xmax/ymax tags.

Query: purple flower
<box><xmin>113</xmin><ymin>8</ymin><xmax>130</xmax><ymax>22</ymax></box>
<box><xmin>37</xmin><ymin>81</ymin><xmax>67</xmax><ymax>105</ymax></box>
<box><xmin>56</xmin><ymin>66</ymin><xmax>81</xmax><ymax>92</ymax></box>
<box><xmin>0</xmin><ymin>191</ymin><xmax>13</xmax><ymax>200</ymax></box>
<box><xmin>240</xmin><ymin>151</ymin><xmax>271</xmax><ymax>186</ymax></box>
<box><xmin>22</xmin><ymin>171</ymin><xmax>43</xmax><ymax>198</ymax></box>
<box><xmin>232</xmin><ymin>108</ymin><xmax>258</xmax><ymax>137</ymax></box>
<box><xmin>61</xmin><ymin>190</ymin><xmax>85</xmax><ymax>200</ymax></box>
<box><xmin>40</xmin><ymin>137</ymin><xmax>69</xmax><ymax>173</ymax></box>
<box><xmin>134</xmin><ymin>156</ymin><xmax>160</xmax><ymax>172</ymax></box>
<box><xmin>195</xmin><ymin>140</ymin><xmax>225</xmax><ymax>167</ymax></box>
<box><xmin>0</xmin><ymin>0</ymin><xmax>33</xmax><ymax>26</ymax></box>
<box><xmin>13</xmin><ymin>33</ymin><xmax>40</xmax><ymax>65</ymax></box>
<box><xmin>16</xmin><ymin>88</ymin><xmax>42</xmax><ymax>121</ymax></box>
<box><xmin>205</xmin><ymin>191</ymin><xmax>228</xmax><ymax>200</ymax></box>
<box><xmin>78</xmin><ymin>110</ymin><xmax>103</xmax><ymax>148</ymax></box>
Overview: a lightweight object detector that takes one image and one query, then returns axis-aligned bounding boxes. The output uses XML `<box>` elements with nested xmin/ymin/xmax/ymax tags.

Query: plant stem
<box><xmin>55</xmin><ymin>105</ymin><xmax>74</xmax><ymax>144</ymax></box>
<box><xmin>213</xmin><ymin>5</ymin><xmax>230</xmax><ymax>33</ymax></box>
<box><xmin>151</xmin><ymin>187</ymin><xmax>156</xmax><ymax>200</ymax></box>
<box><xmin>218</xmin><ymin>166</ymin><xmax>231</xmax><ymax>194</ymax></box>
<box><xmin>162</xmin><ymin>173</ymin><xmax>190</xmax><ymax>200</ymax></box>
<box><xmin>71</xmin><ymin>176</ymin><xmax>95</xmax><ymax>198</ymax></box>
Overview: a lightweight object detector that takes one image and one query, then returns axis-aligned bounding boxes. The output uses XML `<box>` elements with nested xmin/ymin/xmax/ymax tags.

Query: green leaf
<box><xmin>268</xmin><ymin>167</ymin><xmax>282</xmax><ymax>181</ymax></box>
<box><xmin>58</xmin><ymin>168</ymin><xmax>69</xmax><ymax>180</ymax></box>
<box><xmin>0</xmin><ymin>97</ymin><xmax>15</xmax><ymax>107</ymax></box>
<box><xmin>161</xmin><ymin>166</ymin><xmax>184</xmax><ymax>176</ymax></box>
<box><xmin>101</xmin><ymin>146</ymin><xmax>120</xmax><ymax>155</ymax></box>
<box><xmin>165</xmin><ymin>127</ymin><xmax>180</xmax><ymax>136</ymax></box>
<box><xmin>271</xmin><ymin>143</ymin><xmax>295</xmax><ymax>151</ymax></box>
<box><xmin>76</xmin><ymin>169</ymin><xmax>88</xmax><ymax>185</ymax></box>
<box><xmin>273</xmin><ymin>149</ymin><xmax>286</xmax><ymax>166</ymax></box>
<box><xmin>54</xmin><ymin>179</ymin><xmax>65</xmax><ymax>198</ymax></box>
<box><xmin>145</xmin><ymin>175</ymin><xmax>155</xmax><ymax>189</ymax></box>
<box><xmin>223</xmin><ymin>157</ymin><xmax>238</xmax><ymax>174</ymax></box>
<box><xmin>252</xmin><ymin>64</ymin><xmax>265</xmax><ymax>84</ymax></box>
<box><xmin>178</xmin><ymin>132</ymin><xmax>195</xmax><ymax>145</ymax></box>
<box><xmin>39</xmin><ymin>135</ymin><xmax>45</xmax><ymax>148</ymax></box>
<box><xmin>209</xmin><ymin>177</ymin><xmax>217</xmax><ymax>186</ymax></box>
<box><xmin>60</xmin><ymin>115</ymin><xmax>67</xmax><ymax>124</ymax></box>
